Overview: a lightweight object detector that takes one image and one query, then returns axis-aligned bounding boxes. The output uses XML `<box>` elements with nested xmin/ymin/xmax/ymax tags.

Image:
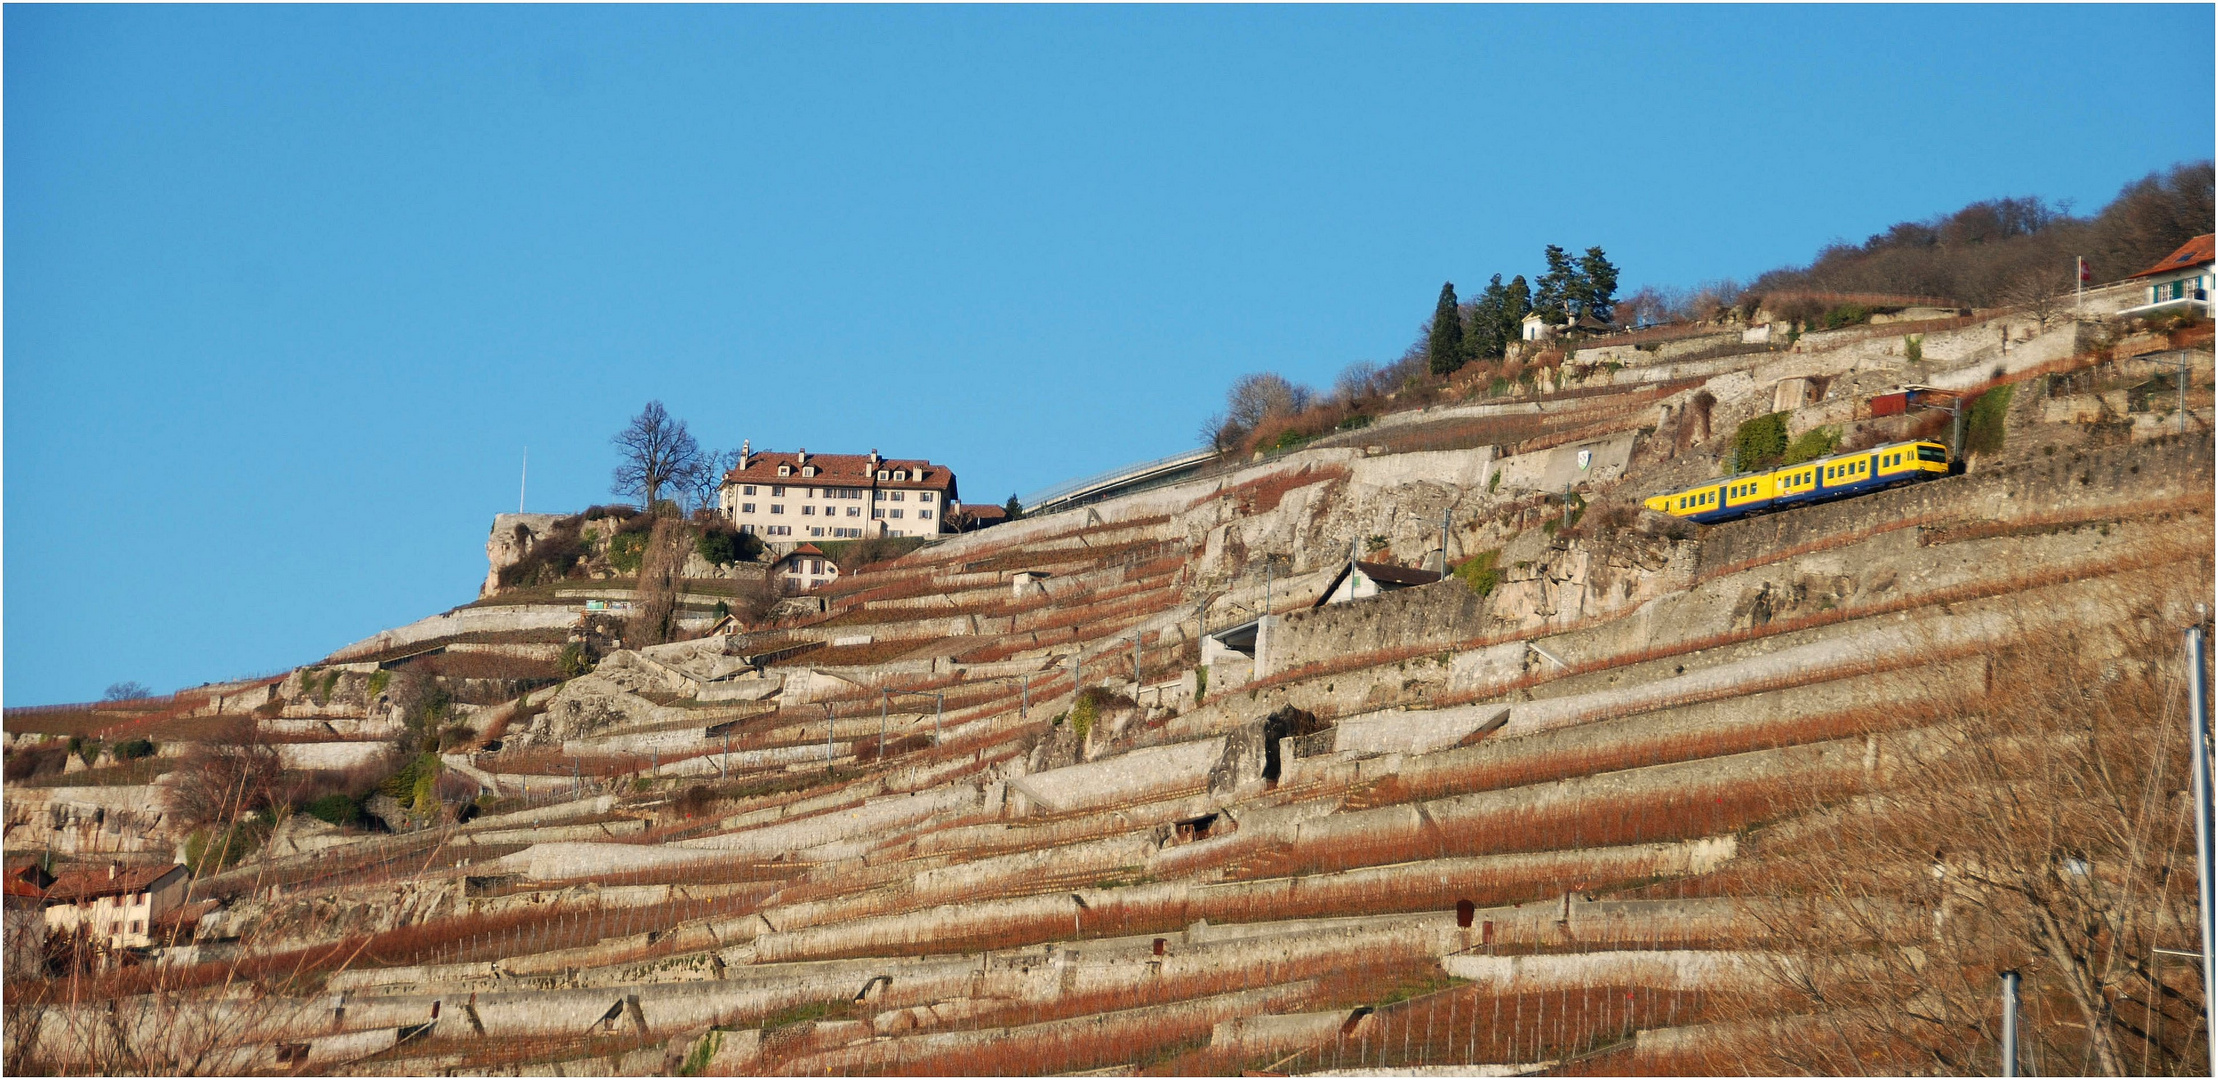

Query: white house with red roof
<box><xmin>718</xmin><ymin>443</ymin><xmax>959</xmax><ymax>543</ymax></box>
<box><xmin>42</xmin><ymin>862</ymin><xmax>189</xmax><ymax>950</ymax></box>
<box><xmin>2119</xmin><ymin>233</ymin><xmax>2214</xmax><ymax>318</ymax></box>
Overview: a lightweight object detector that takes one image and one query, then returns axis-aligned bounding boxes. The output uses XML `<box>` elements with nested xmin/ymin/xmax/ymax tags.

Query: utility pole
<box><xmin>519</xmin><ymin>447</ymin><xmax>528</xmax><ymax>514</ymax></box>
<box><xmin>2075</xmin><ymin>255</ymin><xmax>2086</xmax><ymax>313</ymax></box>
<box><xmin>880</xmin><ymin>690</ymin><xmax>889</xmax><ymax>755</ymax></box>
<box><xmin>933</xmin><ymin>693</ymin><xmax>943</xmax><ymax>747</ymax></box>
<box><xmin>1133</xmin><ymin>631</ymin><xmax>1142</xmax><ymax>688</ymax></box>
<box><xmin>825</xmin><ymin>703</ymin><xmax>835</xmax><ymax>764</ymax></box>
<box><xmin>1440</xmin><ymin>503</ymin><xmax>1453</xmax><ymax>574</ymax></box>
<box><xmin>2187</xmin><ymin>623</ymin><xmax>2216</xmax><ymax>1080</ymax></box>
<box><xmin>1021</xmin><ymin>673</ymin><xmax>1030</xmax><ymax>720</ymax></box>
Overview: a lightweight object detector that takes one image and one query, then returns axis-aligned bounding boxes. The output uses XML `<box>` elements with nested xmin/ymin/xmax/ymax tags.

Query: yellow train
<box><xmin>1644</xmin><ymin>439</ymin><xmax>1954</xmax><ymax>524</ymax></box>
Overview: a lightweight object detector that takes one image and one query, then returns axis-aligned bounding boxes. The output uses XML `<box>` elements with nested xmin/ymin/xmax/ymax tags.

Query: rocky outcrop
<box><xmin>483</xmin><ymin>513</ymin><xmax>570</xmax><ymax>598</ymax></box>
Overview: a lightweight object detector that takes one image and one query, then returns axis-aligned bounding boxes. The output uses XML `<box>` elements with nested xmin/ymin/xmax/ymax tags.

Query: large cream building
<box><xmin>717</xmin><ymin>444</ymin><xmax>959</xmax><ymax>542</ymax></box>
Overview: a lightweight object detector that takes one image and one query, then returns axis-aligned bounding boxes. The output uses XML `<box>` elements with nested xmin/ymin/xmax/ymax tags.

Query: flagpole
<box><xmin>2075</xmin><ymin>256</ymin><xmax>2084</xmax><ymax>313</ymax></box>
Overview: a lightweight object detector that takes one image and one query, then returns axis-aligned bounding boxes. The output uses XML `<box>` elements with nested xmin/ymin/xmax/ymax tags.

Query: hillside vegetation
<box><xmin>5</xmin><ymin>195</ymin><xmax>2215</xmax><ymax>1075</ymax></box>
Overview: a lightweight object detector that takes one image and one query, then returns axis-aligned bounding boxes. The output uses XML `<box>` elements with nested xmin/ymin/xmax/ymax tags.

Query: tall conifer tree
<box><xmin>1576</xmin><ymin>247</ymin><xmax>1621</xmax><ymax>324</ymax></box>
<box><xmin>1428</xmin><ymin>282</ymin><xmax>1467</xmax><ymax>375</ymax></box>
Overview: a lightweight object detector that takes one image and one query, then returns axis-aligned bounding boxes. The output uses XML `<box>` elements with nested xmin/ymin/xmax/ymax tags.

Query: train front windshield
<box><xmin>1917</xmin><ymin>444</ymin><xmax>1948</xmax><ymax>462</ymax></box>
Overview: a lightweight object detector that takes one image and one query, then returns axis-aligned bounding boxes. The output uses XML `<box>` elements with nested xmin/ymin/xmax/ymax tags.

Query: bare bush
<box><xmin>622</xmin><ymin>516</ymin><xmax>689</xmax><ymax>648</ymax></box>
<box><xmin>1211</xmin><ymin>372</ymin><xmax>1315</xmax><ymax>449</ymax></box>
<box><xmin>165</xmin><ymin>722</ymin><xmax>282</xmax><ymax>828</ymax></box>
<box><xmin>1725</xmin><ymin>604</ymin><xmax>2209</xmax><ymax>1076</ymax></box>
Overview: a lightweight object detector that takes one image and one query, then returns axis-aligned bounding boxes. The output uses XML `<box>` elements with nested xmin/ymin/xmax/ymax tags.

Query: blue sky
<box><xmin>6</xmin><ymin>5</ymin><xmax>2212</xmax><ymax>704</ymax></box>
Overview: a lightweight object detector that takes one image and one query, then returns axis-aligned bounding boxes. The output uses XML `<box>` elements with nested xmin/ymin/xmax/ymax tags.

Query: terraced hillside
<box><xmin>6</xmin><ymin>304</ymin><xmax>2214</xmax><ymax>1076</ymax></box>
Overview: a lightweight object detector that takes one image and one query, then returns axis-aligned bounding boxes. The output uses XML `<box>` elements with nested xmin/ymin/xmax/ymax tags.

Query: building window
<box><xmin>743</xmin><ymin>485</ymin><xmax>757</xmax><ymax>496</ymax></box>
<box><xmin>740</xmin><ymin>524</ymin><xmax>755</xmax><ymax>535</ymax></box>
<box><xmin>919</xmin><ymin>491</ymin><xmax>934</xmax><ymax>503</ymax></box>
<box><xmin>824</xmin><ymin>506</ymin><xmax>836</xmax><ymax>516</ymax></box>
<box><xmin>802</xmin><ymin>506</ymin><xmax>815</xmax><ymax>515</ymax></box>
<box><xmin>846</xmin><ymin>506</ymin><xmax>860</xmax><ymax>517</ymax></box>
<box><xmin>889</xmin><ymin>509</ymin><xmax>904</xmax><ymax>519</ymax></box>
<box><xmin>769</xmin><ymin>525</ymin><xmax>791</xmax><ymax>536</ymax></box>
<box><xmin>888</xmin><ymin>491</ymin><xmax>905</xmax><ymax>501</ymax></box>
<box><xmin>919</xmin><ymin>509</ymin><xmax>933</xmax><ymax>520</ymax></box>
<box><xmin>741</xmin><ymin>503</ymin><xmax>756</xmax><ymax>513</ymax></box>
<box><xmin>772</xmin><ymin>485</ymin><xmax>786</xmax><ymax>496</ymax></box>
<box><xmin>877</xmin><ymin>470</ymin><xmax>889</xmax><ymax>480</ymax></box>
<box><xmin>771</xmin><ymin>505</ymin><xmax>784</xmax><ymax>514</ymax></box>
<box><xmin>778</xmin><ymin>465</ymin><xmax>791</xmax><ymax>476</ymax></box>
<box><xmin>872</xmin><ymin>509</ymin><xmax>885</xmax><ymax>518</ymax></box>
<box><xmin>802</xmin><ymin>465</ymin><xmax>816</xmax><ymax>477</ymax></box>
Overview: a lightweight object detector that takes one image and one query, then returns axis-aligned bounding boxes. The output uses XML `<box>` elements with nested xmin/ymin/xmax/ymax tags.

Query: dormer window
<box><xmin>778</xmin><ymin>465</ymin><xmax>791</xmax><ymax>476</ymax></box>
<box><xmin>892</xmin><ymin>470</ymin><xmax>907</xmax><ymax>481</ymax></box>
<box><xmin>877</xmin><ymin>470</ymin><xmax>889</xmax><ymax>480</ymax></box>
<box><xmin>802</xmin><ymin>466</ymin><xmax>817</xmax><ymax>477</ymax></box>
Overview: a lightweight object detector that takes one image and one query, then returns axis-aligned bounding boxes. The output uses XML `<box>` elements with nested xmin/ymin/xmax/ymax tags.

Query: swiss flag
<box><xmin>2078</xmin><ymin>259</ymin><xmax>2093</xmax><ymax>284</ymax></box>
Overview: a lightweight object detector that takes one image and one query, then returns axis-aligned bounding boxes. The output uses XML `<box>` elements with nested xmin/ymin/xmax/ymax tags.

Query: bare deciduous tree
<box><xmin>1210</xmin><ymin>372</ymin><xmax>1314</xmax><ymax>449</ymax></box>
<box><xmin>1332</xmin><ymin>361</ymin><xmax>1388</xmax><ymax>405</ymax></box>
<box><xmin>611</xmin><ymin>401</ymin><xmax>704</xmax><ymax>512</ymax></box>
<box><xmin>165</xmin><ymin>721</ymin><xmax>282</xmax><ymax>830</ymax></box>
<box><xmin>625</xmin><ymin>517</ymin><xmax>690</xmax><ymax>647</ymax></box>
<box><xmin>691</xmin><ymin>446</ymin><xmax>745</xmax><ymax>515</ymax></box>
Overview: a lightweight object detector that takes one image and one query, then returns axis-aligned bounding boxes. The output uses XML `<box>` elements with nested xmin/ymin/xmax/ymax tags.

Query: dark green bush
<box><xmin>1965</xmin><ymin>383</ymin><xmax>2015</xmax><ymax>454</ymax></box>
<box><xmin>1820</xmin><ymin>303</ymin><xmax>1872</xmax><ymax>329</ymax></box>
<box><xmin>111</xmin><ymin>738</ymin><xmax>156</xmax><ymax>762</ymax></box>
<box><xmin>695</xmin><ymin>523</ymin><xmax>760</xmax><ymax>566</ymax></box>
<box><xmin>1452</xmin><ymin>549</ymin><xmax>1502</xmax><ymax>596</ymax></box>
<box><xmin>608</xmin><ymin>530</ymin><xmax>650</xmax><ymax>573</ymax></box>
<box><xmin>1733</xmin><ymin>412</ymin><xmax>1790</xmax><ymax>470</ymax></box>
<box><xmin>1780</xmin><ymin>426</ymin><xmax>1840</xmax><ymax>466</ymax></box>
<box><xmin>303</xmin><ymin>793</ymin><xmax>361</xmax><ymax>826</ymax></box>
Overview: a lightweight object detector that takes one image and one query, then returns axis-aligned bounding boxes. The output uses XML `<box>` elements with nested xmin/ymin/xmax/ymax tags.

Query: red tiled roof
<box><xmin>44</xmin><ymin>864</ymin><xmax>186</xmax><ymax>904</ymax></box>
<box><xmin>3</xmin><ymin>878</ymin><xmax>47</xmax><ymax>900</ymax></box>
<box><xmin>721</xmin><ymin>451</ymin><xmax>953</xmax><ymax>491</ymax></box>
<box><xmin>2127</xmin><ymin>234</ymin><xmax>2215</xmax><ymax>279</ymax></box>
<box><xmin>788</xmin><ymin>543</ymin><xmax>826</xmax><ymax>558</ymax></box>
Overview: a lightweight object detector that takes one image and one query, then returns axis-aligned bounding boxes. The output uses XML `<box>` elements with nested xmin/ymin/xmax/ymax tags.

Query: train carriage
<box><xmin>1643</xmin><ymin>440</ymin><xmax>1951</xmax><ymax>524</ymax></box>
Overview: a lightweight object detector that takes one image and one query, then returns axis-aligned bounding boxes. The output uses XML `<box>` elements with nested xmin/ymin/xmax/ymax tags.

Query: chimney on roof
<box><xmin>740</xmin><ymin>439</ymin><xmax>750</xmax><ymax>469</ymax></box>
<box><xmin>797</xmin><ymin>447</ymin><xmax>808</xmax><ymax>465</ymax></box>
<box><xmin>108</xmin><ymin>863</ymin><xmax>117</xmax><ymax>880</ymax></box>
<box><xmin>869</xmin><ymin>449</ymin><xmax>880</xmax><ymax>471</ymax></box>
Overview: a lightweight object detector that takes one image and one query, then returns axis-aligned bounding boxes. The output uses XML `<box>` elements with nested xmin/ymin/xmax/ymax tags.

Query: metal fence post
<box><xmin>1999</xmin><ymin>970</ymin><xmax>2020</xmax><ymax>1077</ymax></box>
<box><xmin>2188</xmin><ymin>625</ymin><xmax>2216</xmax><ymax>1080</ymax></box>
